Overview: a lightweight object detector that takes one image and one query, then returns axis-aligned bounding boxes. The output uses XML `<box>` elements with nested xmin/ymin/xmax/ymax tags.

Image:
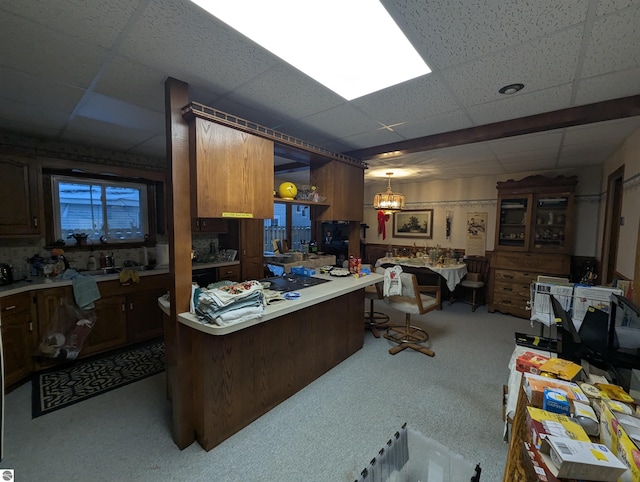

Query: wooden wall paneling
<box><xmin>165</xmin><ymin>77</ymin><xmax>195</xmax><ymax>449</ymax></box>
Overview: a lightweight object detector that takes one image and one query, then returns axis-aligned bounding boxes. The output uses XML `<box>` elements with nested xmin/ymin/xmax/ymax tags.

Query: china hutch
<box><xmin>489</xmin><ymin>175</ymin><xmax>578</xmax><ymax>318</ymax></box>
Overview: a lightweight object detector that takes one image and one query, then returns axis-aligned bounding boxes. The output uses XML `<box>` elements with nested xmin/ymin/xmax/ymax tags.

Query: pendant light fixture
<box><xmin>373</xmin><ymin>172</ymin><xmax>405</xmax><ymax>214</ymax></box>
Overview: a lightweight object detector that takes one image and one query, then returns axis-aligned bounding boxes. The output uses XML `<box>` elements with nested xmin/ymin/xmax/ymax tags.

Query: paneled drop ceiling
<box><xmin>1</xmin><ymin>0</ymin><xmax>639</xmax><ymax>185</ymax></box>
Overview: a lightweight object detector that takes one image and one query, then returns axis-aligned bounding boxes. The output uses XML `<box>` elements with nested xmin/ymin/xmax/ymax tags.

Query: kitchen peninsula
<box><xmin>164</xmin><ymin>272</ymin><xmax>382</xmax><ymax>450</ymax></box>
<box><xmin>165</xmin><ymin>78</ymin><xmax>370</xmax><ymax>450</ymax></box>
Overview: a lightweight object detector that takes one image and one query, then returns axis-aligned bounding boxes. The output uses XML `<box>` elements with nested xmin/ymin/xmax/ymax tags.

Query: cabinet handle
<box><xmin>129</xmin><ymin>302</ymin><xmax>134</xmax><ymax>311</ymax></box>
<box><xmin>29</xmin><ymin>322</ymin><xmax>33</xmax><ymax>332</ymax></box>
<box><xmin>33</xmin><ymin>216</ymin><xmax>38</xmax><ymax>228</ymax></box>
<box><xmin>122</xmin><ymin>303</ymin><xmax>126</xmax><ymax>312</ymax></box>
<box><xmin>503</xmin><ymin>275</ymin><xmax>513</xmax><ymax>279</ymax></box>
<box><xmin>3</xmin><ymin>305</ymin><xmax>17</xmax><ymax>311</ymax></box>
<box><xmin>503</xmin><ymin>287</ymin><xmax>512</xmax><ymax>292</ymax></box>
<box><xmin>202</xmin><ymin>220</ymin><xmax>206</xmax><ymax>228</ymax></box>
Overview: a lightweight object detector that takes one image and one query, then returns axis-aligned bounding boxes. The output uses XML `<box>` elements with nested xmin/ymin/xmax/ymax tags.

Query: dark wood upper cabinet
<box><xmin>0</xmin><ymin>155</ymin><xmax>42</xmax><ymax>236</ymax></box>
<box><xmin>189</xmin><ymin>117</ymin><xmax>274</xmax><ymax>220</ymax></box>
<box><xmin>311</xmin><ymin>160</ymin><xmax>364</xmax><ymax>222</ymax></box>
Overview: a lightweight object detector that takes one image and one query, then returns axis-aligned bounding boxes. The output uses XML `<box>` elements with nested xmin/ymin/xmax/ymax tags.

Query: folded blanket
<box><xmin>213</xmin><ymin>305</ymin><xmax>264</xmax><ymax>326</ymax></box>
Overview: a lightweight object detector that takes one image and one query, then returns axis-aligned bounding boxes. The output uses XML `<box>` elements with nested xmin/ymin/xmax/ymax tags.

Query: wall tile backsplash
<box><xmin>0</xmin><ymin>238</ymin><xmax>162</xmax><ymax>281</ymax></box>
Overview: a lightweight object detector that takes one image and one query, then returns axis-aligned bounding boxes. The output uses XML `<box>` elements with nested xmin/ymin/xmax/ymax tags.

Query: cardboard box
<box><xmin>526</xmin><ymin>406</ymin><xmax>590</xmax><ymax>449</ymax></box>
<box><xmin>600</xmin><ymin>401</ymin><xmax>640</xmax><ymax>481</ymax></box>
<box><xmin>596</xmin><ymin>383</ymin><xmax>636</xmax><ymax>404</ymax></box>
<box><xmin>540</xmin><ymin>435</ymin><xmax>627</xmax><ymax>481</ymax></box>
<box><xmin>523</xmin><ymin>373</ymin><xmax>590</xmax><ymax>410</ymax></box>
<box><xmin>522</xmin><ymin>441</ymin><xmax>578</xmax><ymax>482</ymax></box>
<box><xmin>539</xmin><ymin>358</ymin><xmax>583</xmax><ymax>381</ymax></box>
<box><xmin>516</xmin><ymin>351</ymin><xmax>550</xmax><ymax>375</ymax></box>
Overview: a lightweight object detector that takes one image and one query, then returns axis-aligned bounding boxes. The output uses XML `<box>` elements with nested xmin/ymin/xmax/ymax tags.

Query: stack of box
<box><xmin>519</xmin><ymin>370</ymin><xmax>637</xmax><ymax>481</ymax></box>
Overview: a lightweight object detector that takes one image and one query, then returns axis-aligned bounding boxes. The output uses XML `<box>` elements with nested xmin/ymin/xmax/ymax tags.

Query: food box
<box><xmin>599</xmin><ymin>400</ymin><xmax>640</xmax><ymax>481</ymax></box>
<box><xmin>539</xmin><ymin>358</ymin><xmax>583</xmax><ymax>381</ymax></box>
<box><xmin>526</xmin><ymin>406</ymin><xmax>590</xmax><ymax>449</ymax></box>
<box><xmin>516</xmin><ymin>351</ymin><xmax>550</xmax><ymax>375</ymax></box>
<box><xmin>540</xmin><ymin>435</ymin><xmax>627</xmax><ymax>481</ymax></box>
<box><xmin>522</xmin><ymin>441</ymin><xmax>579</xmax><ymax>482</ymax></box>
<box><xmin>524</xmin><ymin>373</ymin><xmax>589</xmax><ymax>411</ymax></box>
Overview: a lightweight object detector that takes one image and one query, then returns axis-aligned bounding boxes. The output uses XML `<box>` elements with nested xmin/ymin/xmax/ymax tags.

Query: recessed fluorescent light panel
<box><xmin>190</xmin><ymin>0</ymin><xmax>431</xmax><ymax>100</ymax></box>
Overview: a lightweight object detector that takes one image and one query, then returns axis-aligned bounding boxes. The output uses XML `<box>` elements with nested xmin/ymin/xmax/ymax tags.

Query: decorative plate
<box><xmin>329</xmin><ymin>268</ymin><xmax>351</xmax><ymax>277</ymax></box>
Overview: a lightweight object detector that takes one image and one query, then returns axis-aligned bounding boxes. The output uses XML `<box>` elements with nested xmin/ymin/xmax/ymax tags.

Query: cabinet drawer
<box><xmin>216</xmin><ymin>265</ymin><xmax>240</xmax><ymax>281</ymax></box>
<box><xmin>494</xmin><ymin>269</ymin><xmax>537</xmax><ymax>284</ymax></box>
<box><xmin>493</xmin><ymin>281</ymin><xmax>531</xmax><ymax>300</ymax></box>
<box><xmin>1</xmin><ymin>292</ymin><xmax>32</xmax><ymax>314</ymax></box>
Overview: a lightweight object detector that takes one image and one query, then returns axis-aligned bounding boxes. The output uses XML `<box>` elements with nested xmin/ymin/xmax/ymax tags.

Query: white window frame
<box><xmin>51</xmin><ymin>174</ymin><xmax>149</xmax><ymax>244</ymax></box>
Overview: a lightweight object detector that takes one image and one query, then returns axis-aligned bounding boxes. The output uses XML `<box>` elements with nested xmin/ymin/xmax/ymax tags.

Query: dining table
<box><xmin>375</xmin><ymin>257</ymin><xmax>468</xmax><ymax>306</ymax></box>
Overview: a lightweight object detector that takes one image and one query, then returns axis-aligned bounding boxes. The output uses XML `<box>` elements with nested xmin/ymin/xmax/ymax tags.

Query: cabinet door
<box><xmin>191</xmin><ymin>118</ymin><xmax>274</xmax><ymax>219</ymax></box>
<box><xmin>126</xmin><ymin>288</ymin><xmax>166</xmax><ymax>343</ymax></box>
<box><xmin>531</xmin><ymin>193</ymin><xmax>574</xmax><ymax>254</ymax></box>
<box><xmin>495</xmin><ymin>195</ymin><xmax>532</xmax><ymax>251</ymax></box>
<box><xmin>36</xmin><ymin>287</ymin><xmax>74</xmax><ymax>339</ymax></box>
<box><xmin>311</xmin><ymin>160</ymin><xmax>364</xmax><ymax>221</ymax></box>
<box><xmin>191</xmin><ymin>218</ymin><xmax>229</xmax><ymax>233</ymax></box>
<box><xmin>0</xmin><ymin>155</ymin><xmax>41</xmax><ymax>235</ymax></box>
<box><xmin>1</xmin><ymin>292</ymin><xmax>35</xmax><ymax>388</ymax></box>
<box><xmin>216</xmin><ymin>265</ymin><xmax>241</xmax><ymax>282</ymax></box>
<box><xmin>82</xmin><ymin>295</ymin><xmax>128</xmax><ymax>357</ymax></box>
<box><xmin>239</xmin><ymin>219</ymin><xmax>265</xmax><ymax>280</ymax></box>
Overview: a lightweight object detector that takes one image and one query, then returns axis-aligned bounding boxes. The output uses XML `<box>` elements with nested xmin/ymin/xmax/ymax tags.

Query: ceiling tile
<box><xmin>442</xmin><ymin>27</ymin><xmax>582</xmax><ymax>107</ymax></box>
<box><xmin>385</xmin><ymin>0</ymin><xmax>589</xmax><ymax>69</ymax></box>
<box><xmin>467</xmin><ymin>84</ymin><xmax>573</xmax><ymax>126</ymax></box>
<box><xmin>595</xmin><ymin>0</ymin><xmax>640</xmax><ymax>17</ymax></box>
<box><xmin>119</xmin><ymin>0</ymin><xmax>276</xmax><ymax>96</ymax></box>
<box><xmin>391</xmin><ymin>110</ymin><xmax>473</xmax><ymax>140</ymax></box>
<box><xmin>0</xmin><ymin>67</ymin><xmax>85</xmax><ymax>112</ymax></box>
<box><xmin>563</xmin><ymin>117</ymin><xmax>640</xmax><ymax>145</ymax></box>
<box><xmin>0</xmin><ymin>0</ymin><xmax>138</xmax><ymax>49</ymax></box>
<box><xmin>351</xmin><ymin>74</ymin><xmax>460</xmax><ymax>123</ymax></box>
<box><xmin>489</xmin><ymin>131</ymin><xmax>564</xmax><ymax>154</ymax></box>
<box><xmin>581</xmin><ymin>8</ymin><xmax>640</xmax><ymax>77</ymax></box>
<box><xmin>0</xmin><ymin>12</ymin><xmax>107</xmax><ymax>87</ymax></box>
<box><xmin>575</xmin><ymin>68</ymin><xmax>640</xmax><ymax>105</ymax></box>
<box><xmin>95</xmin><ymin>55</ymin><xmax>167</xmax><ymax>112</ymax></box>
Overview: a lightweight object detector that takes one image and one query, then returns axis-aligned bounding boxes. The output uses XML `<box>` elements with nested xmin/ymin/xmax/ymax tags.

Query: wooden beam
<box><xmin>165</xmin><ymin>77</ymin><xmax>195</xmax><ymax>449</ymax></box>
<box><xmin>347</xmin><ymin>95</ymin><xmax>640</xmax><ymax>160</ymax></box>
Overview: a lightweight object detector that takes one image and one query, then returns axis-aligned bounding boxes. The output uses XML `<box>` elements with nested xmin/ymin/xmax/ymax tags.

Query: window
<box><xmin>51</xmin><ymin>174</ymin><xmax>149</xmax><ymax>244</ymax></box>
<box><xmin>264</xmin><ymin>202</ymin><xmax>311</xmax><ymax>252</ymax></box>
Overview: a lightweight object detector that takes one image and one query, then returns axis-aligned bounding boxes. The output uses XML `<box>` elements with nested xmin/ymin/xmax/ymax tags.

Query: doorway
<box><xmin>601</xmin><ymin>166</ymin><xmax>624</xmax><ymax>284</ymax></box>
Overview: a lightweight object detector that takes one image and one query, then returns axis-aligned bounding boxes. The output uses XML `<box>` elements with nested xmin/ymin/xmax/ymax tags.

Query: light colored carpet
<box><xmin>3</xmin><ymin>301</ymin><xmax>537</xmax><ymax>481</ymax></box>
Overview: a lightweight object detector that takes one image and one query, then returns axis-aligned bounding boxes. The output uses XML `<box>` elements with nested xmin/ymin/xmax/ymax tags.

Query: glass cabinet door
<box><xmin>497</xmin><ymin>196</ymin><xmax>529</xmax><ymax>250</ymax></box>
<box><xmin>532</xmin><ymin>195</ymin><xmax>570</xmax><ymax>252</ymax></box>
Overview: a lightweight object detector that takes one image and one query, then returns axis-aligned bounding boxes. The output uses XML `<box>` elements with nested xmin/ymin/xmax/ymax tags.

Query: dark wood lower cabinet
<box><xmin>189</xmin><ymin>289</ymin><xmax>364</xmax><ymax>451</ymax></box>
<box><xmin>2</xmin><ymin>273</ymin><xmax>168</xmax><ymax>389</ymax></box>
<box><xmin>1</xmin><ymin>292</ymin><xmax>35</xmax><ymax>388</ymax></box>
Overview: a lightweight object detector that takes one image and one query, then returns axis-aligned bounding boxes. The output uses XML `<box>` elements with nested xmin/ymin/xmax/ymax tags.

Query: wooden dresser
<box><xmin>491</xmin><ymin>252</ymin><xmax>571</xmax><ymax>318</ymax></box>
<box><xmin>489</xmin><ymin>175</ymin><xmax>577</xmax><ymax>318</ymax></box>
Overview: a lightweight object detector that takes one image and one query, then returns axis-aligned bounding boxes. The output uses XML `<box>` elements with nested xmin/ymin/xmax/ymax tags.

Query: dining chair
<box><xmin>452</xmin><ymin>256</ymin><xmax>489</xmax><ymax>312</ymax></box>
<box><xmin>377</xmin><ymin>267</ymin><xmax>440</xmax><ymax>356</ymax></box>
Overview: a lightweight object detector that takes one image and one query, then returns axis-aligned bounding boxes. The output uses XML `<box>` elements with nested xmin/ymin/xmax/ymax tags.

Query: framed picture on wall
<box><xmin>393</xmin><ymin>209</ymin><xmax>433</xmax><ymax>238</ymax></box>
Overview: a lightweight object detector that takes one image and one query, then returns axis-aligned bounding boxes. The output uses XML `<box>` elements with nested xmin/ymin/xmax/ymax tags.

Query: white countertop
<box><xmin>191</xmin><ymin>260</ymin><xmax>240</xmax><ymax>271</ymax></box>
<box><xmin>168</xmin><ymin>271</ymin><xmax>383</xmax><ymax>336</ymax></box>
<box><xmin>0</xmin><ymin>268</ymin><xmax>170</xmax><ymax>297</ymax></box>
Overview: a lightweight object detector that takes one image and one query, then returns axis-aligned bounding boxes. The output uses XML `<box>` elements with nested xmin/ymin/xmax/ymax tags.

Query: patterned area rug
<box><xmin>32</xmin><ymin>340</ymin><xmax>165</xmax><ymax>418</ymax></box>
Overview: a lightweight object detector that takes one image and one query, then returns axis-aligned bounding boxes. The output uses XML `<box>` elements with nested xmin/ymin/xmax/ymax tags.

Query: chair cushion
<box><xmin>385</xmin><ymin>293</ymin><xmax>438</xmax><ymax>315</ymax></box>
<box><xmin>364</xmin><ymin>284</ymin><xmax>382</xmax><ymax>300</ymax></box>
<box><xmin>460</xmin><ymin>280</ymin><xmax>485</xmax><ymax>289</ymax></box>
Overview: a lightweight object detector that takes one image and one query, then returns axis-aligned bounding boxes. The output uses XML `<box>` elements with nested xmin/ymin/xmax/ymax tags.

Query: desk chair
<box><xmin>452</xmin><ymin>256</ymin><xmax>489</xmax><ymax>311</ymax></box>
<box><xmin>379</xmin><ymin>268</ymin><xmax>441</xmax><ymax>356</ymax></box>
<box><xmin>364</xmin><ymin>282</ymin><xmax>390</xmax><ymax>338</ymax></box>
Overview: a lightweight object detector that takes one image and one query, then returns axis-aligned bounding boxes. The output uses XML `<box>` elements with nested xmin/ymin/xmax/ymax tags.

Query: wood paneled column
<box><xmin>165</xmin><ymin>77</ymin><xmax>195</xmax><ymax>449</ymax></box>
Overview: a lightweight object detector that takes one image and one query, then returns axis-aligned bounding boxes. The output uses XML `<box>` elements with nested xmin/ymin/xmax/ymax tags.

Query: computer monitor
<box><xmin>578</xmin><ymin>305</ymin><xmax>618</xmax><ymax>369</ymax></box>
<box><xmin>609</xmin><ymin>294</ymin><xmax>640</xmax><ymax>369</ymax></box>
<box><xmin>550</xmin><ymin>294</ymin><xmax>581</xmax><ymax>363</ymax></box>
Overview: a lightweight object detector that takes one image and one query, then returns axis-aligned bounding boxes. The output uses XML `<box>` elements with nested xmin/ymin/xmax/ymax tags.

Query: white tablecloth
<box><xmin>375</xmin><ymin>257</ymin><xmax>468</xmax><ymax>292</ymax></box>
